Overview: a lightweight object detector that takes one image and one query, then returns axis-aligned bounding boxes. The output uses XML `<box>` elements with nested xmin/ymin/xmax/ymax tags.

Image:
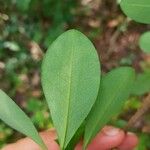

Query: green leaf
<box><xmin>139</xmin><ymin>31</ymin><xmax>150</xmax><ymax>53</ymax></box>
<box><xmin>0</xmin><ymin>90</ymin><xmax>47</xmax><ymax>150</ymax></box>
<box><xmin>84</xmin><ymin>67</ymin><xmax>135</xmax><ymax>148</ymax></box>
<box><xmin>42</xmin><ymin>29</ymin><xmax>100</xmax><ymax>149</ymax></box>
<box><xmin>131</xmin><ymin>72</ymin><xmax>150</xmax><ymax>96</ymax></box>
<box><xmin>120</xmin><ymin>0</ymin><xmax>150</xmax><ymax>24</ymax></box>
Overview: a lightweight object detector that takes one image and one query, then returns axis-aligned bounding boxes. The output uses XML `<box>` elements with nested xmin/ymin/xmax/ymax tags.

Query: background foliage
<box><xmin>0</xmin><ymin>0</ymin><xmax>150</xmax><ymax>149</ymax></box>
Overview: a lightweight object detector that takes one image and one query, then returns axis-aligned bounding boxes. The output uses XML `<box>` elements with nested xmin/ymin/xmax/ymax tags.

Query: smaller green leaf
<box><xmin>84</xmin><ymin>67</ymin><xmax>135</xmax><ymax>148</ymax></box>
<box><xmin>120</xmin><ymin>0</ymin><xmax>150</xmax><ymax>24</ymax></box>
<box><xmin>139</xmin><ymin>31</ymin><xmax>150</xmax><ymax>53</ymax></box>
<box><xmin>0</xmin><ymin>90</ymin><xmax>47</xmax><ymax>150</ymax></box>
<box><xmin>131</xmin><ymin>72</ymin><xmax>150</xmax><ymax>96</ymax></box>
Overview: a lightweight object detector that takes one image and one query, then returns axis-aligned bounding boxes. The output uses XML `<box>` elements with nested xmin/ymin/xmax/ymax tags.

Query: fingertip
<box><xmin>118</xmin><ymin>132</ymin><xmax>139</xmax><ymax>150</ymax></box>
<box><xmin>2</xmin><ymin>129</ymin><xmax>60</xmax><ymax>150</ymax></box>
<box><xmin>40</xmin><ymin>129</ymin><xmax>60</xmax><ymax>150</ymax></box>
<box><xmin>87</xmin><ymin>126</ymin><xmax>125</xmax><ymax>150</ymax></box>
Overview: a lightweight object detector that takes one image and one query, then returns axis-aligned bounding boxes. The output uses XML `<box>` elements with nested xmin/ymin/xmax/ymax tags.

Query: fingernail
<box><xmin>103</xmin><ymin>126</ymin><xmax>120</xmax><ymax>136</ymax></box>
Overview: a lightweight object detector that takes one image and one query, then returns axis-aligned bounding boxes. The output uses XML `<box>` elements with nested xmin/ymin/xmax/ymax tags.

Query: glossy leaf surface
<box><xmin>42</xmin><ymin>29</ymin><xmax>100</xmax><ymax>149</ymax></box>
<box><xmin>84</xmin><ymin>67</ymin><xmax>135</xmax><ymax>148</ymax></box>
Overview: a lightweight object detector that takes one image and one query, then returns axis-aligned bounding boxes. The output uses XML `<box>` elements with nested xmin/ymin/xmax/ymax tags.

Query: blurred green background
<box><xmin>0</xmin><ymin>0</ymin><xmax>150</xmax><ymax>149</ymax></box>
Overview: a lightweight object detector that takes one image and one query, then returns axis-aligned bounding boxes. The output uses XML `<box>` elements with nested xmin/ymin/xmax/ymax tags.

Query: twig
<box><xmin>125</xmin><ymin>93</ymin><xmax>150</xmax><ymax>130</ymax></box>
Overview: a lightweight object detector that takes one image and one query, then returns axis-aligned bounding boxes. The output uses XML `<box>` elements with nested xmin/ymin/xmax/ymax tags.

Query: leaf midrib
<box><xmin>62</xmin><ymin>37</ymin><xmax>74</xmax><ymax>149</ymax></box>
